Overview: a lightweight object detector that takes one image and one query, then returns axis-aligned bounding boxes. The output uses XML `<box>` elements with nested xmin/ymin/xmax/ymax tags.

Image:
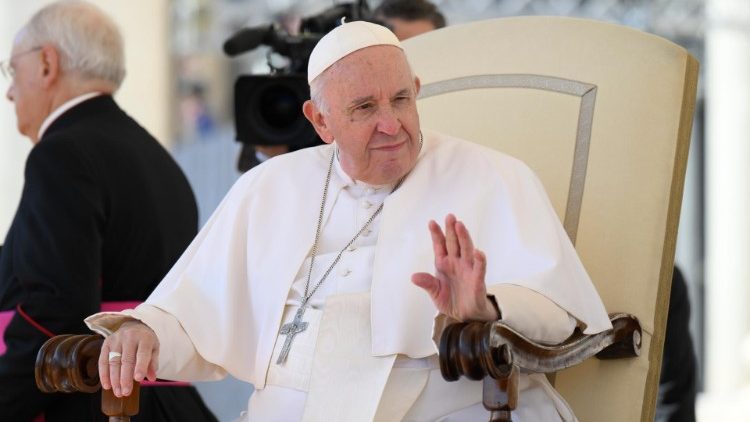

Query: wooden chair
<box><xmin>34</xmin><ymin>16</ymin><xmax>697</xmax><ymax>422</ymax></box>
<box><xmin>402</xmin><ymin>16</ymin><xmax>698</xmax><ymax>422</ymax></box>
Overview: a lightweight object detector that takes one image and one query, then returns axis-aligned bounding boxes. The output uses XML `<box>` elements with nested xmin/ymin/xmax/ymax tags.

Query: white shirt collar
<box><xmin>38</xmin><ymin>92</ymin><xmax>103</xmax><ymax>140</ymax></box>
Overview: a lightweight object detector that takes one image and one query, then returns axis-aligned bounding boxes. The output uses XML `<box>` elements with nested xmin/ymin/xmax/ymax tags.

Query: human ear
<box><xmin>39</xmin><ymin>45</ymin><xmax>60</xmax><ymax>88</ymax></box>
<box><xmin>302</xmin><ymin>100</ymin><xmax>334</xmax><ymax>144</ymax></box>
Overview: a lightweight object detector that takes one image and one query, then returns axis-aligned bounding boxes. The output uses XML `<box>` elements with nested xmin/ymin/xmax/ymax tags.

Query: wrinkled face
<box><xmin>304</xmin><ymin>45</ymin><xmax>421</xmax><ymax>185</ymax></box>
<box><xmin>5</xmin><ymin>39</ymin><xmax>50</xmax><ymax>143</ymax></box>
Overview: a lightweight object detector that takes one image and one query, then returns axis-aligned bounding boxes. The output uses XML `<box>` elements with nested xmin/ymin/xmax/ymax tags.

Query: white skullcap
<box><xmin>307</xmin><ymin>20</ymin><xmax>402</xmax><ymax>83</ymax></box>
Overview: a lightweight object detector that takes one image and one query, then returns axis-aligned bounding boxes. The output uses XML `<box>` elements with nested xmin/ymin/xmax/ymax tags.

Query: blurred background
<box><xmin>0</xmin><ymin>0</ymin><xmax>747</xmax><ymax>420</ymax></box>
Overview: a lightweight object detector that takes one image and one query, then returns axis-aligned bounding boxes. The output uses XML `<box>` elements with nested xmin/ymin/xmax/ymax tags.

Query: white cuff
<box><xmin>488</xmin><ymin>284</ymin><xmax>577</xmax><ymax>344</ymax></box>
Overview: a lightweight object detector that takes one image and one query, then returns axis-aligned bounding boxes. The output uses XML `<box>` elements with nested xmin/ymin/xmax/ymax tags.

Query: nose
<box><xmin>6</xmin><ymin>84</ymin><xmax>13</xmax><ymax>102</ymax></box>
<box><xmin>375</xmin><ymin>106</ymin><xmax>401</xmax><ymax>136</ymax></box>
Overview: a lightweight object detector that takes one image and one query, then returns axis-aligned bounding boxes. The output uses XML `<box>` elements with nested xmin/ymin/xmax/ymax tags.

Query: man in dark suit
<box><xmin>0</xmin><ymin>2</ymin><xmax>215</xmax><ymax>420</ymax></box>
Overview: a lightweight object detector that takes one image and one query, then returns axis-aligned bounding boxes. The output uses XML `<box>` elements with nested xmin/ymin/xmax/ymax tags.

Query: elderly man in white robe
<box><xmin>86</xmin><ymin>21</ymin><xmax>611</xmax><ymax>421</ymax></box>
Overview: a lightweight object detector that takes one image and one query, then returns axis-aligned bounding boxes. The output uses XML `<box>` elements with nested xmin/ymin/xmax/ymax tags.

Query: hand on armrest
<box><xmin>98</xmin><ymin>320</ymin><xmax>159</xmax><ymax>398</ymax></box>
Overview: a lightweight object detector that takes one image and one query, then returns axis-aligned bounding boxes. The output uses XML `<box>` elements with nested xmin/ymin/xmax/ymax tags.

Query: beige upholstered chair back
<box><xmin>403</xmin><ymin>17</ymin><xmax>698</xmax><ymax>422</ymax></box>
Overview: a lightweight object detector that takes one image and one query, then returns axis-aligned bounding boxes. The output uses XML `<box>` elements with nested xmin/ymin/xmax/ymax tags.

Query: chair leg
<box><xmin>490</xmin><ymin>410</ymin><xmax>512</xmax><ymax>422</ymax></box>
<box><xmin>102</xmin><ymin>382</ymin><xmax>140</xmax><ymax>421</ymax></box>
<box><xmin>483</xmin><ymin>366</ymin><xmax>519</xmax><ymax>407</ymax></box>
<box><xmin>483</xmin><ymin>365</ymin><xmax>519</xmax><ymax>421</ymax></box>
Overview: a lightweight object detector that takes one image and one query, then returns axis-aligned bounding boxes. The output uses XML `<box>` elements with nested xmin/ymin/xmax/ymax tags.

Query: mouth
<box><xmin>372</xmin><ymin>139</ymin><xmax>407</xmax><ymax>152</ymax></box>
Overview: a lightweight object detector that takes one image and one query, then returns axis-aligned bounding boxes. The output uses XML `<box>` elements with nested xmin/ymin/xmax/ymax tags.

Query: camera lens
<box><xmin>258</xmin><ymin>85</ymin><xmax>302</xmax><ymax>129</ymax></box>
<box><xmin>234</xmin><ymin>74</ymin><xmax>319</xmax><ymax>147</ymax></box>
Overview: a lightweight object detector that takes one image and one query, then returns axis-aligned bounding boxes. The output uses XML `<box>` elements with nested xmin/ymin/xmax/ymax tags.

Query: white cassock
<box><xmin>86</xmin><ymin>130</ymin><xmax>612</xmax><ymax>421</ymax></box>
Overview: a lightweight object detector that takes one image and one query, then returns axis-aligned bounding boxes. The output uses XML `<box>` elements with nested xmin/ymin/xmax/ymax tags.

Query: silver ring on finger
<box><xmin>108</xmin><ymin>351</ymin><xmax>123</xmax><ymax>363</ymax></box>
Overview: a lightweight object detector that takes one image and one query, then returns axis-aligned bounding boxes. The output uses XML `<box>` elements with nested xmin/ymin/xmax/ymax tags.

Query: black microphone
<box><xmin>223</xmin><ymin>25</ymin><xmax>275</xmax><ymax>57</ymax></box>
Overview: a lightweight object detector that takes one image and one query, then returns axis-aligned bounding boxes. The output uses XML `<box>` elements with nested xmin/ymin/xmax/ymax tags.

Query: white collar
<box><xmin>38</xmin><ymin>92</ymin><xmax>104</xmax><ymax>140</ymax></box>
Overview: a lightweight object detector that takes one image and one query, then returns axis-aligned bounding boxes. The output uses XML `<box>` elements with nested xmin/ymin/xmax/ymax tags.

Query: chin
<box><xmin>20</xmin><ymin>127</ymin><xmax>38</xmax><ymax>143</ymax></box>
<box><xmin>377</xmin><ymin>161</ymin><xmax>411</xmax><ymax>185</ymax></box>
<box><xmin>17</xmin><ymin>125</ymin><xmax>30</xmax><ymax>139</ymax></box>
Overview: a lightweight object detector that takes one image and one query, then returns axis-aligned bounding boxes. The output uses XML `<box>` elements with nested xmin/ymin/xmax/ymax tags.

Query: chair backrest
<box><xmin>403</xmin><ymin>16</ymin><xmax>697</xmax><ymax>422</ymax></box>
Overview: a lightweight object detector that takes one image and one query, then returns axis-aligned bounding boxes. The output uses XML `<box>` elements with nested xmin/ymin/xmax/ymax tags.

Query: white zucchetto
<box><xmin>307</xmin><ymin>20</ymin><xmax>402</xmax><ymax>83</ymax></box>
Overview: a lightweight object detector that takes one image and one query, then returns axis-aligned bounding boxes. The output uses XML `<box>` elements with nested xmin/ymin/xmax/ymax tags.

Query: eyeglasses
<box><xmin>0</xmin><ymin>47</ymin><xmax>42</xmax><ymax>81</ymax></box>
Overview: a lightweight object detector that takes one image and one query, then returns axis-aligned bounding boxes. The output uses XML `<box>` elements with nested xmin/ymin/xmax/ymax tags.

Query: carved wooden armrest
<box><xmin>439</xmin><ymin>313</ymin><xmax>641</xmax><ymax>422</ymax></box>
<box><xmin>35</xmin><ymin>334</ymin><xmax>141</xmax><ymax>422</ymax></box>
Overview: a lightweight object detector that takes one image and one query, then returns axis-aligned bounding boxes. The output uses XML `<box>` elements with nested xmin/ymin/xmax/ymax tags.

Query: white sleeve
<box><xmin>487</xmin><ymin>284</ymin><xmax>577</xmax><ymax>344</ymax></box>
<box><xmin>432</xmin><ymin>284</ymin><xmax>577</xmax><ymax>347</ymax></box>
<box><xmin>85</xmin><ymin>304</ymin><xmax>227</xmax><ymax>382</ymax></box>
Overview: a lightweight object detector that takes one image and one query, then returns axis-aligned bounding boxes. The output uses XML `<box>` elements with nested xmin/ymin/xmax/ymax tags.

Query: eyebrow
<box><xmin>392</xmin><ymin>88</ymin><xmax>412</xmax><ymax>98</ymax></box>
<box><xmin>347</xmin><ymin>95</ymin><xmax>375</xmax><ymax>110</ymax></box>
<box><xmin>346</xmin><ymin>88</ymin><xmax>414</xmax><ymax>111</ymax></box>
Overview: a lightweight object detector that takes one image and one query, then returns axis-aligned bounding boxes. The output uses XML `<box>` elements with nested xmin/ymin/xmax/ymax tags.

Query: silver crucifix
<box><xmin>276</xmin><ymin>306</ymin><xmax>309</xmax><ymax>364</ymax></box>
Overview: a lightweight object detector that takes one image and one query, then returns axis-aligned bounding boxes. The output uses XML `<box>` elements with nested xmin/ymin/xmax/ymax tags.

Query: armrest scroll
<box><xmin>35</xmin><ymin>334</ymin><xmax>140</xmax><ymax>421</ymax></box>
<box><xmin>438</xmin><ymin>313</ymin><xmax>641</xmax><ymax>421</ymax></box>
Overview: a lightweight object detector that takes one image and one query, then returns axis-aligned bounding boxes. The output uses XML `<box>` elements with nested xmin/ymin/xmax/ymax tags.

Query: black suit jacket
<box><xmin>0</xmin><ymin>95</ymin><xmax>209</xmax><ymax>421</ymax></box>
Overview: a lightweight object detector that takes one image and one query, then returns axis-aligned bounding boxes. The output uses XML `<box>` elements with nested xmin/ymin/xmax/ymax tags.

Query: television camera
<box><xmin>224</xmin><ymin>1</ymin><xmax>377</xmax><ymax>171</ymax></box>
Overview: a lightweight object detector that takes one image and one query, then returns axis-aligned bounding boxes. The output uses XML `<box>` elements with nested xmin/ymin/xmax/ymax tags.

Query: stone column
<box><xmin>94</xmin><ymin>0</ymin><xmax>173</xmax><ymax>148</ymax></box>
<box><xmin>705</xmin><ymin>0</ymin><xmax>750</xmax><ymax>402</ymax></box>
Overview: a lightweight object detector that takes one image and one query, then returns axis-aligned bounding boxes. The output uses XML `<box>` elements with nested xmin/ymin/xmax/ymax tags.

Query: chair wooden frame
<box><xmin>36</xmin><ymin>334</ymin><xmax>140</xmax><ymax>421</ymax></box>
<box><xmin>438</xmin><ymin>314</ymin><xmax>642</xmax><ymax>421</ymax></box>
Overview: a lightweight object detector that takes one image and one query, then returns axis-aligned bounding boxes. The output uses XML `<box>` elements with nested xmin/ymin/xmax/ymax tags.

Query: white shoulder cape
<box><xmin>114</xmin><ymin>130</ymin><xmax>611</xmax><ymax>385</ymax></box>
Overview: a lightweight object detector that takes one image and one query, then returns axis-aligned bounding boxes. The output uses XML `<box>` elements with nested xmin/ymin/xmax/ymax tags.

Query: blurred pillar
<box><xmin>705</xmin><ymin>0</ymin><xmax>750</xmax><ymax>396</ymax></box>
<box><xmin>94</xmin><ymin>0</ymin><xmax>173</xmax><ymax>148</ymax></box>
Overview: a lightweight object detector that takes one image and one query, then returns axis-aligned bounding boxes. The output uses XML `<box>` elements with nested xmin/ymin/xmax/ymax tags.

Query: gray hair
<box><xmin>21</xmin><ymin>1</ymin><xmax>125</xmax><ymax>89</ymax></box>
<box><xmin>309</xmin><ymin>73</ymin><xmax>330</xmax><ymax>115</ymax></box>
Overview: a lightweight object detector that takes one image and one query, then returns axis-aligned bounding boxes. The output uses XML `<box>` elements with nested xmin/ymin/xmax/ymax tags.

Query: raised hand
<box><xmin>412</xmin><ymin>214</ymin><xmax>498</xmax><ymax>322</ymax></box>
<box><xmin>98</xmin><ymin>320</ymin><xmax>159</xmax><ymax>397</ymax></box>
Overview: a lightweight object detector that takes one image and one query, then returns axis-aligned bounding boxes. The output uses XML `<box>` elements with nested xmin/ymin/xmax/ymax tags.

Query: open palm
<box><xmin>412</xmin><ymin>214</ymin><xmax>497</xmax><ymax>322</ymax></box>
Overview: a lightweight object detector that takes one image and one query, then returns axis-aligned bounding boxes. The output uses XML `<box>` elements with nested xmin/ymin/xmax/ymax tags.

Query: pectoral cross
<box><xmin>276</xmin><ymin>306</ymin><xmax>309</xmax><ymax>365</ymax></box>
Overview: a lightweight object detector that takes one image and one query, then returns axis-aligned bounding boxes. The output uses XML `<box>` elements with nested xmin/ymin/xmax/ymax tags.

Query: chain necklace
<box><xmin>276</xmin><ymin>135</ymin><xmax>420</xmax><ymax>365</ymax></box>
